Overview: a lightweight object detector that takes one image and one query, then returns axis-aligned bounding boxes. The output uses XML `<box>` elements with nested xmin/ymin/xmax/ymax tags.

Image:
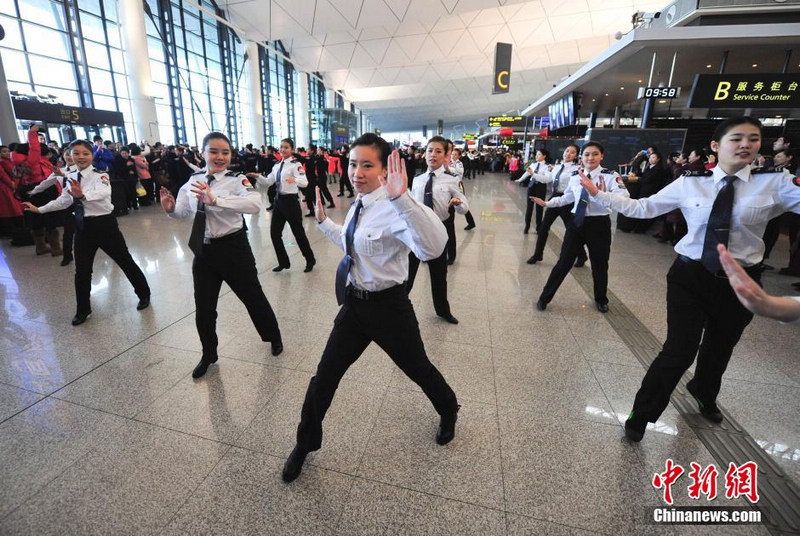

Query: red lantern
<box><xmin>498</xmin><ymin>127</ymin><xmax>514</xmax><ymax>137</ymax></box>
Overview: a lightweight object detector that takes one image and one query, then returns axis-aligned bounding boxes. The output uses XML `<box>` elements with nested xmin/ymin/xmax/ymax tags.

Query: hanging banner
<box><xmin>687</xmin><ymin>74</ymin><xmax>800</xmax><ymax>108</ymax></box>
<box><xmin>493</xmin><ymin>43</ymin><xmax>512</xmax><ymax>95</ymax></box>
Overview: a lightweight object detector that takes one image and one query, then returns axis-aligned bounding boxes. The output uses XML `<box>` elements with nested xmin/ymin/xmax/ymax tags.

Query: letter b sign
<box><xmin>714</xmin><ymin>82</ymin><xmax>730</xmax><ymax>101</ymax></box>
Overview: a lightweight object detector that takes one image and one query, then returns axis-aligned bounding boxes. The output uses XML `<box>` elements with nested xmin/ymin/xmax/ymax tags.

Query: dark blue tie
<box><xmin>550</xmin><ymin>165</ymin><xmax>565</xmax><ymax>200</ymax></box>
<box><xmin>73</xmin><ymin>172</ymin><xmax>85</xmax><ymax>230</ymax></box>
<box><xmin>275</xmin><ymin>161</ymin><xmax>284</xmax><ymax>192</ymax></box>
<box><xmin>572</xmin><ymin>186</ymin><xmax>590</xmax><ymax>228</ymax></box>
<box><xmin>701</xmin><ymin>175</ymin><xmax>736</xmax><ymax>273</ymax></box>
<box><xmin>188</xmin><ymin>175</ymin><xmax>214</xmax><ymax>256</ymax></box>
<box><xmin>424</xmin><ymin>172</ymin><xmax>434</xmax><ymax>209</ymax></box>
<box><xmin>335</xmin><ymin>198</ymin><xmax>363</xmax><ymax>305</ymax></box>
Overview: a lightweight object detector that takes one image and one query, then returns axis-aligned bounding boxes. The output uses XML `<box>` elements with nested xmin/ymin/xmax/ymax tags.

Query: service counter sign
<box><xmin>688</xmin><ymin>74</ymin><xmax>799</xmax><ymax>108</ymax></box>
<box><xmin>488</xmin><ymin>116</ymin><xmax>525</xmax><ymax>128</ymax></box>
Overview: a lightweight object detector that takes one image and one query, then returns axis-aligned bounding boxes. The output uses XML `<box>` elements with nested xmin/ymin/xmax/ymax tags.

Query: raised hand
<box><xmin>449</xmin><ymin>197</ymin><xmax>463</xmax><ymax>206</ymax></box>
<box><xmin>578</xmin><ymin>169</ymin><xmax>599</xmax><ymax>196</ymax></box>
<box><xmin>718</xmin><ymin>244</ymin><xmax>770</xmax><ymax>314</ymax></box>
<box><xmin>381</xmin><ymin>149</ymin><xmax>407</xmax><ymax>199</ymax></box>
<box><xmin>530</xmin><ymin>196</ymin><xmax>547</xmax><ymax>207</ymax></box>
<box><xmin>314</xmin><ymin>186</ymin><xmax>327</xmax><ymax>223</ymax></box>
<box><xmin>286</xmin><ymin>176</ymin><xmax>296</xmax><ymax>184</ymax></box>
<box><xmin>68</xmin><ymin>178</ymin><xmax>83</xmax><ymax>199</ymax></box>
<box><xmin>190</xmin><ymin>179</ymin><xmax>215</xmax><ymax>205</ymax></box>
<box><xmin>160</xmin><ymin>186</ymin><xmax>175</xmax><ymax>213</ymax></box>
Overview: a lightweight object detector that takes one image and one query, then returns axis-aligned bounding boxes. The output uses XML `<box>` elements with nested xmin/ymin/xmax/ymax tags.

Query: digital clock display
<box><xmin>643</xmin><ymin>87</ymin><xmax>679</xmax><ymax>98</ymax></box>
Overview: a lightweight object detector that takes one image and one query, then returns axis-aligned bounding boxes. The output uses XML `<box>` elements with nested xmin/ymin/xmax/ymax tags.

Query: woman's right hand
<box><xmin>160</xmin><ymin>187</ymin><xmax>175</xmax><ymax>213</ymax></box>
<box><xmin>314</xmin><ymin>186</ymin><xmax>326</xmax><ymax>223</ymax></box>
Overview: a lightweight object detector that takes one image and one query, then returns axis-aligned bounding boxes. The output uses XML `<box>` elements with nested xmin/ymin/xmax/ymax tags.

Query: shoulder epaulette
<box><xmin>191</xmin><ymin>170</ymin><xmax>205</xmax><ymax>176</ymax></box>
<box><xmin>224</xmin><ymin>171</ymin><xmax>238</xmax><ymax>176</ymax></box>
<box><xmin>600</xmin><ymin>168</ymin><xmax>614</xmax><ymax>174</ymax></box>
<box><xmin>91</xmin><ymin>167</ymin><xmax>100</xmax><ymax>173</ymax></box>
<box><xmin>571</xmin><ymin>170</ymin><xmax>580</xmax><ymax>176</ymax></box>
<box><xmin>414</xmin><ymin>171</ymin><xmax>425</xmax><ymax>177</ymax></box>
<box><xmin>685</xmin><ymin>170</ymin><xmax>713</xmax><ymax>177</ymax></box>
<box><xmin>443</xmin><ymin>169</ymin><xmax>457</xmax><ymax>176</ymax></box>
<box><xmin>751</xmin><ymin>166</ymin><xmax>782</xmax><ymax>174</ymax></box>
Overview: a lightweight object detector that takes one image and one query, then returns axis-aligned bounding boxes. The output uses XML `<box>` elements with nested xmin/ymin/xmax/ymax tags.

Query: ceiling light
<box><xmin>776</xmin><ymin>115</ymin><xmax>782</xmax><ymax>118</ymax></box>
<box><xmin>658</xmin><ymin>100</ymin><xmax>666</xmax><ymax>103</ymax></box>
<box><xmin>638</xmin><ymin>79</ymin><xmax>642</xmax><ymax>83</ymax></box>
<box><xmin>752</xmin><ymin>63</ymin><xmax>758</xmax><ymax>67</ymax></box>
<box><xmin>706</xmin><ymin>64</ymin><xmax>712</xmax><ymax>68</ymax></box>
<box><xmin>620</xmin><ymin>87</ymin><xmax>625</xmax><ymax>90</ymax></box>
<box><xmin>605</xmin><ymin>93</ymin><xmax>609</xmax><ymax>96</ymax></box>
<box><xmin>592</xmin><ymin>98</ymin><xmax>596</xmax><ymax>102</ymax></box>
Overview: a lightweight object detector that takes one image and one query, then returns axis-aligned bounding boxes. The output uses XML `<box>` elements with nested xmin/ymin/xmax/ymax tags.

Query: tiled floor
<box><xmin>1</xmin><ymin>172</ymin><xmax>796</xmax><ymax>535</ymax></box>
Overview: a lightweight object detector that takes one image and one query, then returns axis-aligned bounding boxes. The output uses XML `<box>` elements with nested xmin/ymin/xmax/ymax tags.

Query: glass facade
<box><xmin>1</xmin><ymin>0</ymin><xmax>361</xmax><ymax>148</ymax></box>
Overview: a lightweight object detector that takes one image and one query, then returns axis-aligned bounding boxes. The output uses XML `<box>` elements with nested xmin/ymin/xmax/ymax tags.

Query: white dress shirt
<box><xmin>255</xmin><ymin>156</ymin><xmax>308</xmax><ymax>194</ymax></box>
<box><xmin>30</xmin><ymin>165</ymin><xmax>76</xmax><ymax>195</ymax></box>
<box><xmin>168</xmin><ymin>170</ymin><xmax>261</xmax><ymax>239</ymax></box>
<box><xmin>591</xmin><ymin>165</ymin><xmax>800</xmax><ymax>266</ymax></box>
<box><xmin>410</xmin><ymin>166</ymin><xmax>469</xmax><ymax>220</ymax></box>
<box><xmin>535</xmin><ymin>162</ymin><xmax>579</xmax><ymax>197</ymax></box>
<box><xmin>546</xmin><ymin>166</ymin><xmax>630</xmax><ymax>216</ymax></box>
<box><xmin>319</xmin><ymin>186</ymin><xmax>448</xmax><ymax>292</ymax></box>
<box><xmin>449</xmin><ymin>160</ymin><xmax>464</xmax><ymax>180</ymax></box>
<box><xmin>37</xmin><ymin>166</ymin><xmax>114</xmax><ymax>216</ymax></box>
<box><xmin>785</xmin><ymin>296</ymin><xmax>800</xmax><ymax>326</ymax></box>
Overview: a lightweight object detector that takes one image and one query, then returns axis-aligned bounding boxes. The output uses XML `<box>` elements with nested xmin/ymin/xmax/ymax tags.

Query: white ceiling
<box><xmin>219</xmin><ymin>0</ymin><xmax>667</xmax><ymax>132</ymax></box>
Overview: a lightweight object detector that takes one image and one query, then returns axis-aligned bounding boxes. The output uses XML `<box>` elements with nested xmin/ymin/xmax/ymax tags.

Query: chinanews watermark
<box><xmin>650</xmin><ymin>459</ymin><xmax>762</xmax><ymax>525</ymax></box>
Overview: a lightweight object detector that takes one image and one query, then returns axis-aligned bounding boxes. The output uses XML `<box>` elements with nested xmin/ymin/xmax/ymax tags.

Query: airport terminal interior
<box><xmin>1</xmin><ymin>0</ymin><xmax>800</xmax><ymax>534</ymax></box>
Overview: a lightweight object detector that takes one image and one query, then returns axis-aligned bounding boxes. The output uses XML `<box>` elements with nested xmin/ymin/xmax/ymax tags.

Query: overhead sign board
<box><xmin>688</xmin><ymin>74</ymin><xmax>799</xmax><ymax>108</ymax></box>
<box><xmin>12</xmin><ymin>99</ymin><xmax>125</xmax><ymax>126</ymax></box>
<box><xmin>638</xmin><ymin>87</ymin><xmax>680</xmax><ymax>99</ymax></box>
<box><xmin>492</xmin><ymin>43</ymin><xmax>512</xmax><ymax>95</ymax></box>
<box><xmin>462</xmin><ymin>134</ymin><xmax>477</xmax><ymax>140</ymax></box>
<box><xmin>488</xmin><ymin>115</ymin><xmax>525</xmax><ymax>128</ymax></box>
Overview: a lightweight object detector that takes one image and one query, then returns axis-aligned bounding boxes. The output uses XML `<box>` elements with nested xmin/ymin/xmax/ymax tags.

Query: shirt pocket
<box><xmin>737</xmin><ymin>195</ymin><xmax>775</xmax><ymax>225</ymax></box>
<box><xmin>355</xmin><ymin>227</ymin><xmax>385</xmax><ymax>257</ymax></box>
<box><xmin>680</xmin><ymin>196</ymin><xmax>713</xmax><ymax>225</ymax></box>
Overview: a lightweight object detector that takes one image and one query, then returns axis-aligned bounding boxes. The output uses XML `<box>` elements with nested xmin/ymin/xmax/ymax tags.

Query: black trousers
<box><xmin>296</xmin><ymin>285</ymin><xmax>458</xmax><ymax>451</ymax></box>
<box><xmin>62</xmin><ymin>209</ymin><xmax>75</xmax><ymax>260</ymax></box>
<box><xmin>338</xmin><ymin>174</ymin><xmax>354</xmax><ymax>195</ymax></box>
<box><xmin>524</xmin><ymin>183</ymin><xmax>546</xmax><ymax>232</ymax></box>
<box><xmin>193</xmin><ymin>230</ymin><xmax>281</xmax><ymax>360</ymax></box>
<box><xmin>539</xmin><ymin>216</ymin><xmax>611</xmax><ymax>305</ymax></box>
<box><xmin>464</xmin><ymin>210</ymin><xmax>475</xmax><ymax>227</ymax></box>
<box><xmin>74</xmin><ymin>214</ymin><xmax>150</xmax><ymax>314</ymax></box>
<box><xmin>300</xmin><ymin>184</ymin><xmax>315</xmax><ymax>214</ymax></box>
<box><xmin>443</xmin><ymin>211</ymin><xmax>456</xmax><ymax>263</ymax></box>
<box><xmin>270</xmin><ymin>194</ymin><xmax>315</xmax><ymax>267</ymax></box>
<box><xmin>631</xmin><ymin>257</ymin><xmax>758</xmax><ymax>423</ymax></box>
<box><xmin>407</xmin><ymin>249</ymin><xmax>451</xmax><ymax>316</ymax></box>
<box><xmin>533</xmin><ymin>203</ymin><xmax>587</xmax><ymax>262</ymax></box>
<box><xmin>22</xmin><ymin>185</ymin><xmax>58</xmax><ymax>234</ymax></box>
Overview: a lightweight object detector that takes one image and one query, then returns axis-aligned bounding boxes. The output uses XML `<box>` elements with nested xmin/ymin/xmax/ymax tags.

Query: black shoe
<box><xmin>192</xmin><ymin>356</ymin><xmax>218</xmax><ymax>379</ymax></box>
<box><xmin>327</xmin><ymin>203</ymin><xmax>336</xmax><ymax>209</ymax></box>
<box><xmin>596</xmin><ymin>302</ymin><xmax>609</xmax><ymax>313</ymax></box>
<box><xmin>282</xmin><ymin>445</ymin><xmax>309</xmax><ymax>483</ymax></box>
<box><xmin>446</xmin><ymin>259</ymin><xmax>455</xmax><ymax>265</ymax></box>
<box><xmin>527</xmin><ymin>255</ymin><xmax>542</xmax><ymax>265</ymax></box>
<box><xmin>337</xmin><ymin>193</ymin><xmax>344</xmax><ymax>197</ymax></box>
<box><xmin>464</xmin><ymin>224</ymin><xmax>475</xmax><ymax>230</ymax></box>
<box><xmin>574</xmin><ymin>258</ymin><xmax>586</xmax><ymax>268</ymax></box>
<box><xmin>266</xmin><ymin>205</ymin><xmax>274</xmax><ymax>211</ymax></box>
<box><xmin>60</xmin><ymin>256</ymin><xmax>73</xmax><ymax>267</ymax></box>
<box><xmin>136</xmin><ymin>297</ymin><xmax>150</xmax><ymax>310</ymax></box>
<box><xmin>438</xmin><ymin>313</ymin><xmax>459</xmax><ymax>324</ymax></box>
<box><xmin>71</xmin><ymin>311</ymin><xmax>92</xmax><ymax>326</ymax></box>
<box><xmin>271</xmin><ymin>340</ymin><xmax>283</xmax><ymax>356</ymax></box>
<box><xmin>761</xmin><ymin>263</ymin><xmax>774</xmax><ymax>271</ymax></box>
<box><xmin>304</xmin><ymin>212</ymin><xmax>314</xmax><ymax>218</ymax></box>
<box><xmin>272</xmin><ymin>264</ymin><xmax>290</xmax><ymax>272</ymax></box>
<box><xmin>304</xmin><ymin>259</ymin><xmax>316</xmax><ymax>273</ymax></box>
<box><xmin>535</xmin><ymin>299</ymin><xmax>547</xmax><ymax>311</ymax></box>
<box><xmin>523</xmin><ymin>228</ymin><xmax>529</xmax><ymax>235</ymax></box>
<box><xmin>686</xmin><ymin>381</ymin><xmax>723</xmax><ymax>423</ymax></box>
<box><xmin>625</xmin><ymin>414</ymin><xmax>647</xmax><ymax>442</ymax></box>
<box><xmin>436</xmin><ymin>406</ymin><xmax>460</xmax><ymax>445</ymax></box>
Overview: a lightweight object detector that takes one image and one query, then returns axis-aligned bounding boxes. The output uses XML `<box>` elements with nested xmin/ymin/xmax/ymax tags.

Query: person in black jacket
<box><xmin>259</xmin><ymin>146</ymin><xmax>278</xmax><ymax>210</ymax></box>
<box><xmin>315</xmin><ymin>147</ymin><xmax>335</xmax><ymax>209</ymax></box>
<box><xmin>337</xmin><ymin>144</ymin><xmax>354</xmax><ymax>197</ymax></box>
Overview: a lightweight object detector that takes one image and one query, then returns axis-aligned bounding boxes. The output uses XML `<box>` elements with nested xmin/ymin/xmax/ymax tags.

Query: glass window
<box><xmin>103</xmin><ymin>0</ymin><xmax>118</xmax><ymax>22</ymax></box>
<box><xmin>151</xmin><ymin>62</ymin><xmax>167</xmax><ymax>84</ymax></box>
<box><xmin>0</xmin><ymin>1</ymin><xmax>16</xmax><ymax>16</ymax></box>
<box><xmin>78</xmin><ymin>12</ymin><xmax>106</xmax><ymax>43</ymax></box>
<box><xmin>0</xmin><ymin>16</ymin><xmax>24</xmax><ymax>50</ymax></box>
<box><xmin>93</xmin><ymin>94</ymin><xmax>117</xmax><ymax>112</ymax></box>
<box><xmin>105</xmin><ymin>26</ymin><xmax>121</xmax><ymax>49</ymax></box>
<box><xmin>108</xmin><ymin>48</ymin><xmax>124</xmax><ymax>72</ymax></box>
<box><xmin>18</xmin><ymin>0</ymin><xmax>68</xmax><ymax>31</ymax></box>
<box><xmin>8</xmin><ymin>81</ymin><xmax>34</xmax><ymax>95</ymax></box>
<box><xmin>89</xmin><ymin>67</ymin><xmax>114</xmax><ymax>96</ymax></box>
<box><xmin>36</xmin><ymin>85</ymin><xmax>80</xmax><ymax>106</ymax></box>
<box><xmin>83</xmin><ymin>40</ymin><xmax>110</xmax><ymax>70</ymax></box>
<box><xmin>113</xmin><ymin>74</ymin><xmax>129</xmax><ymax>99</ymax></box>
<box><xmin>21</xmin><ymin>23</ymin><xmax>71</xmax><ymax>61</ymax></box>
<box><xmin>1</xmin><ymin>49</ymin><xmax>31</xmax><ymax>84</ymax></box>
<box><xmin>27</xmin><ymin>55</ymin><xmax>77</xmax><ymax>88</ymax></box>
<box><xmin>79</xmin><ymin>0</ymin><xmax>102</xmax><ymax>16</ymax></box>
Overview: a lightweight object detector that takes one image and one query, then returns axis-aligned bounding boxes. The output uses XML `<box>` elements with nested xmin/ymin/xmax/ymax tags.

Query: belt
<box><xmin>347</xmin><ymin>284</ymin><xmax>406</xmax><ymax>301</ymax></box>
<box><xmin>207</xmin><ymin>228</ymin><xmax>246</xmax><ymax>244</ymax></box>
<box><xmin>676</xmin><ymin>254</ymin><xmax>762</xmax><ymax>278</ymax></box>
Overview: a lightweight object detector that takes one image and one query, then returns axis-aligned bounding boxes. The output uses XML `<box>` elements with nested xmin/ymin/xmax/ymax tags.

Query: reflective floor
<box><xmin>1</xmin><ymin>172</ymin><xmax>797</xmax><ymax>535</ymax></box>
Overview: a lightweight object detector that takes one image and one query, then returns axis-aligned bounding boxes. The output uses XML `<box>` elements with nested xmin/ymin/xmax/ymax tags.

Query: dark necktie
<box><xmin>188</xmin><ymin>174</ymin><xmax>214</xmax><ymax>256</ymax></box>
<box><xmin>73</xmin><ymin>172</ymin><xmax>85</xmax><ymax>230</ymax></box>
<box><xmin>335</xmin><ymin>198</ymin><xmax>363</xmax><ymax>305</ymax></box>
<box><xmin>550</xmin><ymin>165</ymin><xmax>565</xmax><ymax>200</ymax></box>
<box><xmin>701</xmin><ymin>175</ymin><xmax>736</xmax><ymax>274</ymax></box>
<box><xmin>573</xmin><ymin>173</ymin><xmax>591</xmax><ymax>228</ymax></box>
<box><xmin>275</xmin><ymin>161</ymin><xmax>284</xmax><ymax>193</ymax></box>
<box><xmin>424</xmin><ymin>172</ymin><xmax>435</xmax><ymax>209</ymax></box>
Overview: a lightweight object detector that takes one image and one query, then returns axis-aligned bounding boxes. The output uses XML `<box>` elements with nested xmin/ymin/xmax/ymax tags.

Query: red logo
<box><xmin>653</xmin><ymin>459</ymin><xmax>685</xmax><ymax>505</ymax></box>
